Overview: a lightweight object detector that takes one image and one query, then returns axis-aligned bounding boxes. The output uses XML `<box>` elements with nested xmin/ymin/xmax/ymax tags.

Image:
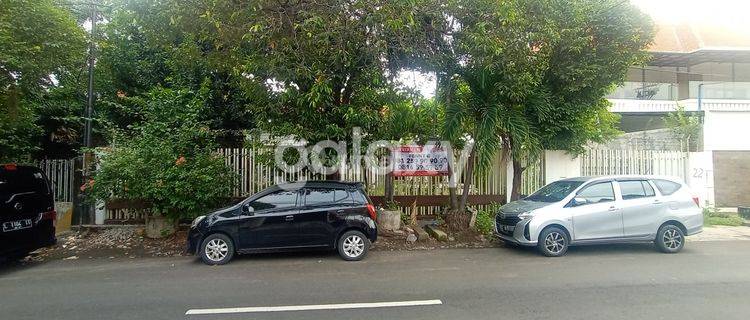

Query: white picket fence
<box><xmin>35</xmin><ymin>159</ymin><xmax>76</xmax><ymax>203</ymax></box>
<box><xmin>580</xmin><ymin>148</ymin><xmax>688</xmax><ymax>180</ymax></box>
<box><xmin>217</xmin><ymin>148</ymin><xmax>519</xmax><ymax>216</ymax></box>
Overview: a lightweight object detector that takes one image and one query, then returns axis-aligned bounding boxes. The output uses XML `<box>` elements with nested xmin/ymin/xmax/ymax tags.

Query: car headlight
<box><xmin>518</xmin><ymin>210</ymin><xmax>536</xmax><ymax>220</ymax></box>
<box><xmin>191</xmin><ymin>215</ymin><xmax>206</xmax><ymax>229</ymax></box>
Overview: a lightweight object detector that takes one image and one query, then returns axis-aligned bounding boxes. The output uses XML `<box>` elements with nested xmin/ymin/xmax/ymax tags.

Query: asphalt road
<box><xmin>2</xmin><ymin>241</ymin><xmax>750</xmax><ymax>320</ymax></box>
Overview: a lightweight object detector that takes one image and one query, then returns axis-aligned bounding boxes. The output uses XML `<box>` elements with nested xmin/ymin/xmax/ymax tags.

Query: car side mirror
<box><xmin>242</xmin><ymin>203</ymin><xmax>254</xmax><ymax>215</ymax></box>
<box><xmin>572</xmin><ymin>197</ymin><xmax>588</xmax><ymax>206</ymax></box>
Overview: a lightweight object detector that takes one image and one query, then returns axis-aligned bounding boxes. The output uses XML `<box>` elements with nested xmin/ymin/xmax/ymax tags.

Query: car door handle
<box><xmin>652</xmin><ymin>200</ymin><xmax>662</xmax><ymax>205</ymax></box>
<box><xmin>608</xmin><ymin>206</ymin><xmax>619</xmax><ymax>212</ymax></box>
<box><xmin>284</xmin><ymin>215</ymin><xmax>294</xmax><ymax>221</ymax></box>
<box><xmin>336</xmin><ymin>209</ymin><xmax>345</xmax><ymax>213</ymax></box>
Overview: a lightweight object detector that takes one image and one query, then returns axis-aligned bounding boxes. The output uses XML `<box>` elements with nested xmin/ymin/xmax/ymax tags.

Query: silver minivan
<box><xmin>495</xmin><ymin>175</ymin><xmax>703</xmax><ymax>257</ymax></box>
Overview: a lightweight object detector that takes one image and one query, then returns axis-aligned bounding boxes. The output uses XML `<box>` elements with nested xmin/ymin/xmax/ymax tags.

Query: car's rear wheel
<box><xmin>656</xmin><ymin>224</ymin><xmax>685</xmax><ymax>253</ymax></box>
<box><xmin>337</xmin><ymin>230</ymin><xmax>370</xmax><ymax>261</ymax></box>
<box><xmin>200</xmin><ymin>233</ymin><xmax>234</xmax><ymax>265</ymax></box>
<box><xmin>537</xmin><ymin>226</ymin><xmax>569</xmax><ymax>257</ymax></box>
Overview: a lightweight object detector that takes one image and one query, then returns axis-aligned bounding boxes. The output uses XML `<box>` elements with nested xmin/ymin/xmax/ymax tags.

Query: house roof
<box><xmin>647</xmin><ymin>23</ymin><xmax>750</xmax><ymax>66</ymax></box>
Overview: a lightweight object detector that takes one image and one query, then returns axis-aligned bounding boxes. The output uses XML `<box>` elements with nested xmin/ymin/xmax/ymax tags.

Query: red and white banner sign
<box><xmin>392</xmin><ymin>144</ymin><xmax>450</xmax><ymax>177</ymax></box>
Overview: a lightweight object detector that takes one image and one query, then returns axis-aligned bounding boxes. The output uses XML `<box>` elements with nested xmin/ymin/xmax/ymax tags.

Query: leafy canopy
<box><xmin>0</xmin><ymin>0</ymin><xmax>86</xmax><ymax>161</ymax></box>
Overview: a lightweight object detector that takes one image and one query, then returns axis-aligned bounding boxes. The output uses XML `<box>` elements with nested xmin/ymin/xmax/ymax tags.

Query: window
<box><xmin>250</xmin><ymin>190</ymin><xmax>298</xmax><ymax>211</ymax></box>
<box><xmin>304</xmin><ymin>188</ymin><xmax>352</xmax><ymax>205</ymax></box>
<box><xmin>333</xmin><ymin>189</ymin><xmax>351</xmax><ymax>202</ymax></box>
<box><xmin>0</xmin><ymin>167</ymin><xmax>49</xmax><ymax>194</ymax></box>
<box><xmin>652</xmin><ymin>179</ymin><xmax>681</xmax><ymax>196</ymax></box>
<box><xmin>619</xmin><ymin>180</ymin><xmax>654</xmax><ymax>200</ymax></box>
<box><xmin>305</xmin><ymin>188</ymin><xmax>335</xmax><ymax>205</ymax></box>
<box><xmin>577</xmin><ymin>182</ymin><xmax>615</xmax><ymax>204</ymax></box>
<box><xmin>642</xmin><ymin>181</ymin><xmax>656</xmax><ymax>197</ymax></box>
<box><xmin>525</xmin><ymin>180</ymin><xmax>584</xmax><ymax>203</ymax></box>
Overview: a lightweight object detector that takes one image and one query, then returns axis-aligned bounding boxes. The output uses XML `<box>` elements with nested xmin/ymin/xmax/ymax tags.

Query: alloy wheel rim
<box><xmin>544</xmin><ymin>232</ymin><xmax>566</xmax><ymax>254</ymax></box>
<box><xmin>662</xmin><ymin>228</ymin><xmax>682</xmax><ymax>250</ymax></box>
<box><xmin>342</xmin><ymin>235</ymin><xmax>365</xmax><ymax>258</ymax></box>
<box><xmin>205</xmin><ymin>239</ymin><xmax>229</xmax><ymax>262</ymax></box>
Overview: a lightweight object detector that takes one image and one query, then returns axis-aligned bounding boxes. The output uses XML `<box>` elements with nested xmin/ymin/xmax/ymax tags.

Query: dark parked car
<box><xmin>187</xmin><ymin>181</ymin><xmax>378</xmax><ymax>265</ymax></box>
<box><xmin>1</xmin><ymin>164</ymin><xmax>57</xmax><ymax>261</ymax></box>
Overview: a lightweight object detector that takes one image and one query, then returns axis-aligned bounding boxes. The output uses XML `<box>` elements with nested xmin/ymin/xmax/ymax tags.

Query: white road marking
<box><xmin>185</xmin><ymin>299</ymin><xmax>443</xmax><ymax>315</ymax></box>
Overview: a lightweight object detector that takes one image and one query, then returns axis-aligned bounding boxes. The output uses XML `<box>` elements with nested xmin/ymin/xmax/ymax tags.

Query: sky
<box><xmin>630</xmin><ymin>0</ymin><xmax>750</xmax><ymax>28</ymax></box>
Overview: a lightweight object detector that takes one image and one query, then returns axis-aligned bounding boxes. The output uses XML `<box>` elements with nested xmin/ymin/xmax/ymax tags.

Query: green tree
<box><xmin>174</xmin><ymin>0</ymin><xmax>449</xmax><ymax>156</ymax></box>
<box><xmin>664</xmin><ymin>105</ymin><xmax>701</xmax><ymax>152</ymax></box>
<box><xmin>0</xmin><ymin>0</ymin><xmax>86</xmax><ymax>161</ymax></box>
<box><xmin>441</xmin><ymin>0</ymin><xmax>653</xmax><ymax>210</ymax></box>
<box><xmin>94</xmin><ymin>1</ymin><xmax>256</xmax><ymax>146</ymax></box>
<box><xmin>88</xmin><ymin>86</ymin><xmax>235</xmax><ymax>223</ymax></box>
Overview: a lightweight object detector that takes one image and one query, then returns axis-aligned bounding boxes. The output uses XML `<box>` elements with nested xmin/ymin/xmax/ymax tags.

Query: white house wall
<box><xmin>703</xmin><ymin>110</ymin><xmax>750</xmax><ymax>151</ymax></box>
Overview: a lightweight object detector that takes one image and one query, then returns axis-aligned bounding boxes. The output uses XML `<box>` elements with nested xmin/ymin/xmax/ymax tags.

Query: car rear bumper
<box><xmin>686</xmin><ymin>225</ymin><xmax>703</xmax><ymax>236</ymax></box>
<box><xmin>1</xmin><ymin>222</ymin><xmax>56</xmax><ymax>257</ymax></box>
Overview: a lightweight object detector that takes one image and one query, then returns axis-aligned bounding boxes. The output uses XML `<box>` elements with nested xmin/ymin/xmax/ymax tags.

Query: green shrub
<box><xmin>703</xmin><ymin>207</ymin><xmax>745</xmax><ymax>227</ymax></box>
<box><xmin>87</xmin><ymin>86</ymin><xmax>236</xmax><ymax>221</ymax></box>
<box><xmin>474</xmin><ymin>210</ymin><xmax>495</xmax><ymax>235</ymax></box>
<box><xmin>474</xmin><ymin>203</ymin><xmax>502</xmax><ymax>235</ymax></box>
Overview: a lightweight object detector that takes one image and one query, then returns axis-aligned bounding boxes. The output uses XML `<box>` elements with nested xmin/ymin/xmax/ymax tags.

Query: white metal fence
<box><xmin>35</xmin><ymin>159</ymin><xmax>76</xmax><ymax>202</ymax></box>
<box><xmin>580</xmin><ymin>148</ymin><xmax>688</xmax><ymax>181</ymax></box>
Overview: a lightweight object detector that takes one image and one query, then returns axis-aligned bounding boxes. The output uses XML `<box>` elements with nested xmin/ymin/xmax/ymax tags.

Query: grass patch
<box><xmin>704</xmin><ymin>208</ymin><xmax>746</xmax><ymax>227</ymax></box>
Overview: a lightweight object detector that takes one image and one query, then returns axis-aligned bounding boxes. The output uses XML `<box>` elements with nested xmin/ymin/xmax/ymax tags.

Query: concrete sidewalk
<box><xmin>690</xmin><ymin>226</ymin><xmax>750</xmax><ymax>241</ymax></box>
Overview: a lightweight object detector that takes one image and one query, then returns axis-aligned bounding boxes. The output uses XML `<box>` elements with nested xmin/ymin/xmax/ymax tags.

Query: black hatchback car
<box><xmin>1</xmin><ymin>164</ymin><xmax>57</xmax><ymax>261</ymax></box>
<box><xmin>187</xmin><ymin>181</ymin><xmax>378</xmax><ymax>265</ymax></box>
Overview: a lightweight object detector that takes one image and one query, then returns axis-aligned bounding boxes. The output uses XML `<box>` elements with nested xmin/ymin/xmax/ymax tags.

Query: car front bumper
<box><xmin>494</xmin><ymin>219</ymin><xmax>537</xmax><ymax>246</ymax></box>
<box><xmin>186</xmin><ymin>228</ymin><xmax>204</xmax><ymax>255</ymax></box>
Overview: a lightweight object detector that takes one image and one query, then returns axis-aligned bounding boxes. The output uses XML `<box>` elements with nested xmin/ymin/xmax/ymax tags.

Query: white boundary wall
<box><xmin>542</xmin><ymin>149</ymin><xmax>715</xmax><ymax>207</ymax></box>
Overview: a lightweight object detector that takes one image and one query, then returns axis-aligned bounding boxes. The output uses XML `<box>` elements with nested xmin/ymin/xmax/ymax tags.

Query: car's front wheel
<box><xmin>200</xmin><ymin>233</ymin><xmax>235</xmax><ymax>265</ymax></box>
<box><xmin>538</xmin><ymin>226</ymin><xmax>570</xmax><ymax>257</ymax></box>
<box><xmin>337</xmin><ymin>230</ymin><xmax>370</xmax><ymax>261</ymax></box>
<box><xmin>656</xmin><ymin>224</ymin><xmax>685</xmax><ymax>253</ymax></box>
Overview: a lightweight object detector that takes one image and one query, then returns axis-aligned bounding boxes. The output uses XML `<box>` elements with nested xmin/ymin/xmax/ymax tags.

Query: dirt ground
<box><xmin>23</xmin><ymin>227</ymin><xmax>188</xmax><ymax>263</ymax></box>
<box><xmin>20</xmin><ymin>225</ymin><xmax>499</xmax><ymax>264</ymax></box>
<box><xmin>374</xmin><ymin>229</ymin><xmax>498</xmax><ymax>251</ymax></box>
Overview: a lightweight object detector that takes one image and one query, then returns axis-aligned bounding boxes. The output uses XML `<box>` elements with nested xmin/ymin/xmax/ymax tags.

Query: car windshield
<box><xmin>524</xmin><ymin>180</ymin><xmax>583</xmax><ymax>203</ymax></box>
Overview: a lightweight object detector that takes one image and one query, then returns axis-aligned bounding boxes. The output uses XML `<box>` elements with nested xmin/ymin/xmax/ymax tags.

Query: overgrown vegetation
<box><xmin>86</xmin><ymin>87</ymin><xmax>235</xmax><ymax>221</ymax></box>
<box><xmin>3</xmin><ymin>0</ymin><xmax>656</xmax><ymax>232</ymax></box>
<box><xmin>474</xmin><ymin>203</ymin><xmax>502</xmax><ymax>236</ymax></box>
<box><xmin>703</xmin><ymin>207</ymin><xmax>746</xmax><ymax>227</ymax></box>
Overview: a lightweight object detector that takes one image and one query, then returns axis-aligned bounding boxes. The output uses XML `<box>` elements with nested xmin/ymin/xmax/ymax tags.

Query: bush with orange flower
<box><xmin>86</xmin><ymin>86</ymin><xmax>236</xmax><ymax>224</ymax></box>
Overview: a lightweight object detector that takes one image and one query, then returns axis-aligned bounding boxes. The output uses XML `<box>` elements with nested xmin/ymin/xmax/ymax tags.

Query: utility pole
<box><xmin>82</xmin><ymin>2</ymin><xmax>97</xmax><ymax>225</ymax></box>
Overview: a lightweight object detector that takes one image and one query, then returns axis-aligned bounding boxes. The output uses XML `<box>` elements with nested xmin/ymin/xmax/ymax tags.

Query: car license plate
<box><xmin>2</xmin><ymin>219</ymin><xmax>33</xmax><ymax>232</ymax></box>
<box><xmin>501</xmin><ymin>225</ymin><xmax>515</xmax><ymax>232</ymax></box>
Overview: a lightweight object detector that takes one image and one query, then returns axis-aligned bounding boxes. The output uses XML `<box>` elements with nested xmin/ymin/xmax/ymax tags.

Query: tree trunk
<box><xmin>385</xmin><ymin>173</ymin><xmax>394</xmax><ymax>203</ymax></box>
<box><xmin>447</xmin><ymin>153</ymin><xmax>458</xmax><ymax>211</ymax></box>
<box><xmin>448</xmin><ymin>186</ymin><xmax>458</xmax><ymax>211</ymax></box>
<box><xmin>458</xmin><ymin>148</ymin><xmax>476</xmax><ymax>212</ymax></box>
<box><xmin>510</xmin><ymin>158</ymin><xmax>524</xmax><ymax>201</ymax></box>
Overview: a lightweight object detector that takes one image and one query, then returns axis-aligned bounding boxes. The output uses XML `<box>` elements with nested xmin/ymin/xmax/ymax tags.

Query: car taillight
<box><xmin>692</xmin><ymin>197</ymin><xmax>700</xmax><ymax>207</ymax></box>
<box><xmin>3</xmin><ymin>163</ymin><xmax>17</xmax><ymax>170</ymax></box>
<box><xmin>366</xmin><ymin>204</ymin><xmax>377</xmax><ymax>220</ymax></box>
<box><xmin>42</xmin><ymin>210</ymin><xmax>57</xmax><ymax>220</ymax></box>
<box><xmin>38</xmin><ymin>210</ymin><xmax>57</xmax><ymax>227</ymax></box>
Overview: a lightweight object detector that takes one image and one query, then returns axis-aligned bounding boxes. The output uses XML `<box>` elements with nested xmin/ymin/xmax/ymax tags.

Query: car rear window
<box><xmin>0</xmin><ymin>166</ymin><xmax>50</xmax><ymax>195</ymax></box>
<box><xmin>652</xmin><ymin>179</ymin><xmax>682</xmax><ymax>196</ymax></box>
<box><xmin>304</xmin><ymin>188</ymin><xmax>353</xmax><ymax>205</ymax></box>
